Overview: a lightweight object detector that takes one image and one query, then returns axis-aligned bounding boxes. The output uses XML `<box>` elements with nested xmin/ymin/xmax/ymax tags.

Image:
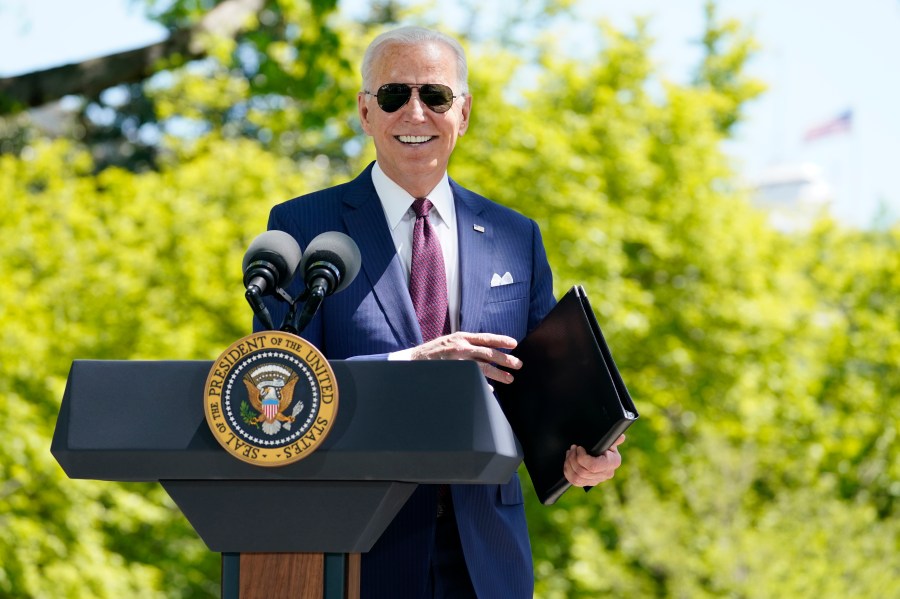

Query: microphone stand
<box><xmin>247</xmin><ymin>285</ymin><xmax>295</xmax><ymax>332</ymax></box>
<box><xmin>280</xmin><ymin>289</ymin><xmax>318</xmax><ymax>335</ymax></box>
<box><xmin>281</xmin><ymin>292</ymin><xmax>304</xmax><ymax>335</ymax></box>
<box><xmin>281</xmin><ymin>262</ymin><xmax>340</xmax><ymax>336</ymax></box>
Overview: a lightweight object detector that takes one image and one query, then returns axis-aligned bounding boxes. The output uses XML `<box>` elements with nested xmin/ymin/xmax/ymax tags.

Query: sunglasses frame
<box><xmin>363</xmin><ymin>83</ymin><xmax>463</xmax><ymax>114</ymax></box>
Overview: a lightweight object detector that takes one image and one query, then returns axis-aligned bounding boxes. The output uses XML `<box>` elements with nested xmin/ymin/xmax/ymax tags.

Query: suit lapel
<box><xmin>453</xmin><ymin>181</ymin><xmax>492</xmax><ymax>333</ymax></box>
<box><xmin>342</xmin><ymin>169</ymin><xmax>421</xmax><ymax>347</ymax></box>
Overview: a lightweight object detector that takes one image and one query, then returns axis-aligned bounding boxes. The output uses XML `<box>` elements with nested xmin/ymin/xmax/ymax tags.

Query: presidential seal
<box><xmin>204</xmin><ymin>331</ymin><xmax>338</xmax><ymax>466</ymax></box>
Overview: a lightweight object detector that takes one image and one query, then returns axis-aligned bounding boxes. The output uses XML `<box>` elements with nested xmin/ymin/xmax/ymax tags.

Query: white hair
<box><xmin>361</xmin><ymin>26</ymin><xmax>469</xmax><ymax>95</ymax></box>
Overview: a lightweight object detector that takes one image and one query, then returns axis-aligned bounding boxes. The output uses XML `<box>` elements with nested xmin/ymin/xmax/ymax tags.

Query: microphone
<box><xmin>283</xmin><ymin>231</ymin><xmax>361</xmax><ymax>335</ymax></box>
<box><xmin>242</xmin><ymin>230</ymin><xmax>302</xmax><ymax>330</ymax></box>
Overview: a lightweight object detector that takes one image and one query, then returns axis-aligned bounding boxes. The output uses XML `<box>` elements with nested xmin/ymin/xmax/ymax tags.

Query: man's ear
<box><xmin>358</xmin><ymin>92</ymin><xmax>373</xmax><ymax>136</ymax></box>
<box><xmin>458</xmin><ymin>94</ymin><xmax>473</xmax><ymax>136</ymax></box>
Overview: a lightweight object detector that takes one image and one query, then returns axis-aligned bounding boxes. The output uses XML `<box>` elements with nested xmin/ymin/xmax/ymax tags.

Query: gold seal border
<box><xmin>203</xmin><ymin>331</ymin><xmax>338</xmax><ymax>467</ymax></box>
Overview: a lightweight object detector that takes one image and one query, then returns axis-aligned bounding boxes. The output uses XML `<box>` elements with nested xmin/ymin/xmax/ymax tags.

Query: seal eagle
<box><xmin>243</xmin><ymin>372</ymin><xmax>301</xmax><ymax>435</ymax></box>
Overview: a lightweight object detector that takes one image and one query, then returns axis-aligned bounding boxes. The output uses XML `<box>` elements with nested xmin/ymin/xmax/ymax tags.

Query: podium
<box><xmin>52</xmin><ymin>359</ymin><xmax>522</xmax><ymax>598</ymax></box>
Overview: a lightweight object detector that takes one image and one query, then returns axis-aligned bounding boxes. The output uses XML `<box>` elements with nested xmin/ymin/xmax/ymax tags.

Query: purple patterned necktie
<box><xmin>409</xmin><ymin>197</ymin><xmax>450</xmax><ymax>342</ymax></box>
<box><xmin>410</xmin><ymin>198</ymin><xmax>452</xmax><ymax>517</ymax></box>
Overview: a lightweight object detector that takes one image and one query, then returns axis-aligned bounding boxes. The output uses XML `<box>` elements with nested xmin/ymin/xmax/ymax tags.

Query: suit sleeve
<box><xmin>527</xmin><ymin>219</ymin><xmax>556</xmax><ymax>334</ymax></box>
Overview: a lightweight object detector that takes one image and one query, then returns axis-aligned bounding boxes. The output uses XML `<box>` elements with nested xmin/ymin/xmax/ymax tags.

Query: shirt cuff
<box><xmin>388</xmin><ymin>348</ymin><xmax>414</xmax><ymax>361</ymax></box>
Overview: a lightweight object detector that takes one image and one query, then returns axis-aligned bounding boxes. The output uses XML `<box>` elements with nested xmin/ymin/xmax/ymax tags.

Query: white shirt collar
<box><xmin>371</xmin><ymin>162</ymin><xmax>454</xmax><ymax>230</ymax></box>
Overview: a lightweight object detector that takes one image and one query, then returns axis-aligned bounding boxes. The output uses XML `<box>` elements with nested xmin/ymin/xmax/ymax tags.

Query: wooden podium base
<box><xmin>222</xmin><ymin>552</ymin><xmax>360</xmax><ymax>599</ymax></box>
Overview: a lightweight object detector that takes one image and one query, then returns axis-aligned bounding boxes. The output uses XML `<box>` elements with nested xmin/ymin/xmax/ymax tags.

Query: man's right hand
<box><xmin>409</xmin><ymin>332</ymin><xmax>522</xmax><ymax>384</ymax></box>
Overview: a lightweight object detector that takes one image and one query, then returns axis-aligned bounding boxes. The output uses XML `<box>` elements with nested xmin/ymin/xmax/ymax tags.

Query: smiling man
<box><xmin>358</xmin><ymin>37</ymin><xmax>472</xmax><ymax>200</ymax></box>
<box><xmin>260</xmin><ymin>26</ymin><xmax>625</xmax><ymax>599</ymax></box>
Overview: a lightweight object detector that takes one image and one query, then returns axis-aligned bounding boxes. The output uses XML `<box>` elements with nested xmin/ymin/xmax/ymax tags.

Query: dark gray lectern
<box><xmin>52</xmin><ymin>359</ymin><xmax>522</xmax><ymax>598</ymax></box>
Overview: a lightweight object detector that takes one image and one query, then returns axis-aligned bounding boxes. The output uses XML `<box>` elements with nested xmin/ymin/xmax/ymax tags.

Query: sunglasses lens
<box><xmin>376</xmin><ymin>84</ymin><xmax>412</xmax><ymax>112</ymax></box>
<box><xmin>375</xmin><ymin>84</ymin><xmax>456</xmax><ymax>113</ymax></box>
<box><xmin>419</xmin><ymin>84</ymin><xmax>454</xmax><ymax>113</ymax></box>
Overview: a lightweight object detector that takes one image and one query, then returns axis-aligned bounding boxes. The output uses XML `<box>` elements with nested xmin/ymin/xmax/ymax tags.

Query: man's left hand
<box><xmin>563</xmin><ymin>434</ymin><xmax>626</xmax><ymax>487</ymax></box>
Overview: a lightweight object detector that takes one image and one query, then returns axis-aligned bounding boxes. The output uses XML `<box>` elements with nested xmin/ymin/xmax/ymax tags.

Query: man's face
<box><xmin>358</xmin><ymin>41</ymin><xmax>472</xmax><ymax>196</ymax></box>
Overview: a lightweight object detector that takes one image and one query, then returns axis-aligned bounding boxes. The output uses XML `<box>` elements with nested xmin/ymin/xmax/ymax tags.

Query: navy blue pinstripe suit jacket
<box><xmin>260</xmin><ymin>163</ymin><xmax>556</xmax><ymax>598</ymax></box>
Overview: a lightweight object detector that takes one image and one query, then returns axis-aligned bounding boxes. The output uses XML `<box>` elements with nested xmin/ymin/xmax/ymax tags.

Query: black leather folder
<box><xmin>495</xmin><ymin>285</ymin><xmax>638</xmax><ymax>505</ymax></box>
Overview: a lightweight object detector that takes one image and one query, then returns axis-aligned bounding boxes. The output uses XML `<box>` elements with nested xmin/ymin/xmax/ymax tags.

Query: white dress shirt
<box><xmin>371</xmin><ymin>161</ymin><xmax>460</xmax><ymax>337</ymax></box>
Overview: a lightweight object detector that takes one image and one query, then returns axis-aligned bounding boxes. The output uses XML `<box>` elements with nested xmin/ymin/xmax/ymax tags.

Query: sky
<box><xmin>1</xmin><ymin>0</ymin><xmax>899</xmax><ymax>227</ymax></box>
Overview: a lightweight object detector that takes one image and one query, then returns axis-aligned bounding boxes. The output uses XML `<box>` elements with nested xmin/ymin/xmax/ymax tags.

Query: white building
<box><xmin>750</xmin><ymin>162</ymin><xmax>833</xmax><ymax>231</ymax></box>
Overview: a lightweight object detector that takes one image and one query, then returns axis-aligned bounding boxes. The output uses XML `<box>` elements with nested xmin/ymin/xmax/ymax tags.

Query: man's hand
<box><xmin>409</xmin><ymin>332</ymin><xmax>522</xmax><ymax>384</ymax></box>
<box><xmin>563</xmin><ymin>434</ymin><xmax>625</xmax><ymax>487</ymax></box>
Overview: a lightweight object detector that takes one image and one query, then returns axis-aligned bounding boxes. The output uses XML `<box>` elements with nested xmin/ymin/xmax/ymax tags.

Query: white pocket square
<box><xmin>490</xmin><ymin>272</ymin><xmax>514</xmax><ymax>287</ymax></box>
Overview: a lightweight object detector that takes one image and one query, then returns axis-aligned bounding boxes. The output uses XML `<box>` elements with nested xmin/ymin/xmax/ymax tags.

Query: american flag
<box><xmin>803</xmin><ymin>109</ymin><xmax>852</xmax><ymax>142</ymax></box>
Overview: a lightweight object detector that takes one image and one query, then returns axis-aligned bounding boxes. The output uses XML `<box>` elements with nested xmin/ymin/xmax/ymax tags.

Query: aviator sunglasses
<box><xmin>363</xmin><ymin>83</ymin><xmax>462</xmax><ymax>113</ymax></box>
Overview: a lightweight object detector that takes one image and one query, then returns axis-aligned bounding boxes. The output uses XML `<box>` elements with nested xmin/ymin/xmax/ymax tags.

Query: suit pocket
<box><xmin>487</xmin><ymin>281</ymin><xmax>527</xmax><ymax>303</ymax></box>
<box><xmin>483</xmin><ymin>281</ymin><xmax>529</xmax><ymax>340</ymax></box>
<box><xmin>498</xmin><ymin>474</ymin><xmax>524</xmax><ymax>505</ymax></box>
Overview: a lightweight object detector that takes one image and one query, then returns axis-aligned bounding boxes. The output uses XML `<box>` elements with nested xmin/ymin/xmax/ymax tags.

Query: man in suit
<box><xmin>261</xmin><ymin>26</ymin><xmax>625</xmax><ymax>599</ymax></box>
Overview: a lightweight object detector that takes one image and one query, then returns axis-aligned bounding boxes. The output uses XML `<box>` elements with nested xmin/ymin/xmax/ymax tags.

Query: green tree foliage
<box><xmin>1</xmin><ymin>0</ymin><xmax>365</xmax><ymax>173</ymax></box>
<box><xmin>450</xmin><ymin>4</ymin><xmax>899</xmax><ymax>597</ymax></box>
<box><xmin>1</xmin><ymin>1</ymin><xmax>897</xmax><ymax>597</ymax></box>
<box><xmin>0</xmin><ymin>138</ymin><xmax>341</xmax><ymax>597</ymax></box>
<box><xmin>146</xmin><ymin>0</ymin><xmax>364</xmax><ymax>164</ymax></box>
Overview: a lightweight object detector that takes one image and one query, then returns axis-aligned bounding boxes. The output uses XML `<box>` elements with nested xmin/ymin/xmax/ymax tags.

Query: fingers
<box><xmin>479</xmin><ymin>361</ymin><xmax>515</xmax><ymax>384</ymax></box>
<box><xmin>410</xmin><ymin>332</ymin><xmax>522</xmax><ymax>382</ymax></box>
<box><xmin>563</xmin><ymin>439</ymin><xmax>625</xmax><ymax>487</ymax></box>
<box><xmin>455</xmin><ymin>331</ymin><xmax>519</xmax><ymax>350</ymax></box>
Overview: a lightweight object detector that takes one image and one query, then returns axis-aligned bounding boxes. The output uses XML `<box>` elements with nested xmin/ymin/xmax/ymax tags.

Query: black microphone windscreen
<box><xmin>242</xmin><ymin>230</ymin><xmax>302</xmax><ymax>284</ymax></box>
<box><xmin>300</xmin><ymin>231</ymin><xmax>362</xmax><ymax>293</ymax></box>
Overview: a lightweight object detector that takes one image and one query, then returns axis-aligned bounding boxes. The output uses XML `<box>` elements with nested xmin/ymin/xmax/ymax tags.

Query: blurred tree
<box><xmin>451</xmin><ymin>2</ymin><xmax>899</xmax><ymax>597</ymax></box>
<box><xmin>0</xmin><ymin>0</ymin><xmax>267</xmax><ymax>110</ymax></box>
<box><xmin>0</xmin><ymin>136</ymin><xmax>342</xmax><ymax>597</ymax></box>
<box><xmin>0</xmin><ymin>0</ymin><xmax>361</xmax><ymax>172</ymax></box>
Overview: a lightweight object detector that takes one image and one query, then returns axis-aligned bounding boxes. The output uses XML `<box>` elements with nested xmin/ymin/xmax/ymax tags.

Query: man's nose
<box><xmin>402</xmin><ymin>89</ymin><xmax>428</xmax><ymax>119</ymax></box>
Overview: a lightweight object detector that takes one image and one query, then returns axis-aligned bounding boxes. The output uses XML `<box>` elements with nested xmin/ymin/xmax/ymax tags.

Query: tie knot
<box><xmin>412</xmin><ymin>197</ymin><xmax>433</xmax><ymax>218</ymax></box>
